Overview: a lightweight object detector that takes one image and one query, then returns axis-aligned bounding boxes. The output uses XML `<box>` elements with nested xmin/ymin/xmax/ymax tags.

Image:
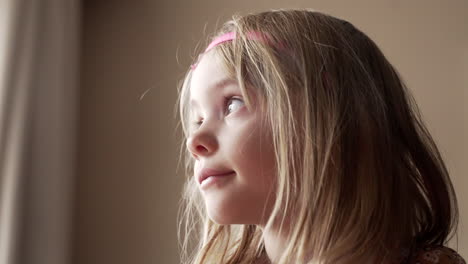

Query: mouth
<box><xmin>198</xmin><ymin>168</ymin><xmax>235</xmax><ymax>185</ymax></box>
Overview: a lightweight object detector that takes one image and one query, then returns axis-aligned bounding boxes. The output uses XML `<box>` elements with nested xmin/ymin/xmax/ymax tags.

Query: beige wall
<box><xmin>74</xmin><ymin>1</ymin><xmax>467</xmax><ymax>263</ymax></box>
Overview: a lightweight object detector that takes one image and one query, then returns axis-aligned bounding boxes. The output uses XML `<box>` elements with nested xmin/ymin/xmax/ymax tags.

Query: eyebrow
<box><xmin>189</xmin><ymin>78</ymin><xmax>238</xmax><ymax>108</ymax></box>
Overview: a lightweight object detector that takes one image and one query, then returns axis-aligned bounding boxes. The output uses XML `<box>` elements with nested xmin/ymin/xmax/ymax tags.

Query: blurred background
<box><xmin>0</xmin><ymin>0</ymin><xmax>466</xmax><ymax>263</ymax></box>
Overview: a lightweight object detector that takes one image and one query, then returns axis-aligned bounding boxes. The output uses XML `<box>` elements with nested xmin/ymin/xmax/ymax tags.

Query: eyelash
<box><xmin>192</xmin><ymin>96</ymin><xmax>244</xmax><ymax>127</ymax></box>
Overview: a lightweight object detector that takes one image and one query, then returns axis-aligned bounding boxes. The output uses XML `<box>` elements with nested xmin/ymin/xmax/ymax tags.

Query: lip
<box><xmin>197</xmin><ymin>167</ymin><xmax>235</xmax><ymax>185</ymax></box>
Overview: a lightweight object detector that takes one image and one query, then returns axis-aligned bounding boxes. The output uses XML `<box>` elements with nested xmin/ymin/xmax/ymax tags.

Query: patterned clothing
<box><xmin>405</xmin><ymin>245</ymin><xmax>465</xmax><ymax>264</ymax></box>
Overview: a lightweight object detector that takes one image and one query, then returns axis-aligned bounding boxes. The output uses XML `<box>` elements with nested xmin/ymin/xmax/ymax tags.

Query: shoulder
<box><xmin>406</xmin><ymin>245</ymin><xmax>466</xmax><ymax>264</ymax></box>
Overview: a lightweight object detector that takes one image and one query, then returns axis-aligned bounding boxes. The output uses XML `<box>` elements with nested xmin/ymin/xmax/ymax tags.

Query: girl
<box><xmin>176</xmin><ymin>9</ymin><xmax>465</xmax><ymax>264</ymax></box>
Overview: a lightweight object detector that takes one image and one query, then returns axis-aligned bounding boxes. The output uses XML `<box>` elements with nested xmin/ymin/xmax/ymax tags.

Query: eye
<box><xmin>226</xmin><ymin>97</ymin><xmax>244</xmax><ymax>115</ymax></box>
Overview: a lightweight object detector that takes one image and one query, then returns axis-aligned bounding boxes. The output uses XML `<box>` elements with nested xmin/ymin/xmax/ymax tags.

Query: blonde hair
<box><xmin>176</xmin><ymin>9</ymin><xmax>459</xmax><ymax>264</ymax></box>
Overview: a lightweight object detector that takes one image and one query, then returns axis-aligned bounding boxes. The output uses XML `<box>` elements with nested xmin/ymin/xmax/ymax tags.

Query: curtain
<box><xmin>0</xmin><ymin>0</ymin><xmax>79</xmax><ymax>263</ymax></box>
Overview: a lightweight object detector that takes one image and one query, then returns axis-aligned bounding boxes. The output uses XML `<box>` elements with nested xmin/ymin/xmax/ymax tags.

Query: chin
<box><xmin>207</xmin><ymin>209</ymin><xmax>262</xmax><ymax>225</ymax></box>
<box><xmin>205</xmin><ymin>199</ymin><xmax>272</xmax><ymax>225</ymax></box>
<box><xmin>207</xmin><ymin>209</ymin><xmax>237</xmax><ymax>225</ymax></box>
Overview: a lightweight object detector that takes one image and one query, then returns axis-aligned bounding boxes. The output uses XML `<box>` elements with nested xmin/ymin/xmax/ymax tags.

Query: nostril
<box><xmin>196</xmin><ymin>145</ymin><xmax>208</xmax><ymax>153</ymax></box>
<box><xmin>187</xmin><ymin>134</ymin><xmax>216</xmax><ymax>157</ymax></box>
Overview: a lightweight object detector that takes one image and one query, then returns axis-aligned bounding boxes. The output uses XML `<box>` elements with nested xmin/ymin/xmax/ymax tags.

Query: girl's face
<box><xmin>187</xmin><ymin>51</ymin><xmax>277</xmax><ymax>225</ymax></box>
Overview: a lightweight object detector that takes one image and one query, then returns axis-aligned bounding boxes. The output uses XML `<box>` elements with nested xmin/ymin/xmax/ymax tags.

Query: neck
<box><xmin>260</xmin><ymin>216</ymin><xmax>316</xmax><ymax>264</ymax></box>
<box><xmin>262</xmin><ymin>224</ymin><xmax>284</xmax><ymax>263</ymax></box>
<box><xmin>260</xmin><ymin>220</ymin><xmax>404</xmax><ymax>264</ymax></box>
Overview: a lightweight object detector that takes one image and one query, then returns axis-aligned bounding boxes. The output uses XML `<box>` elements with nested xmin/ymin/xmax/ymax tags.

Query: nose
<box><xmin>186</xmin><ymin>130</ymin><xmax>218</xmax><ymax>160</ymax></box>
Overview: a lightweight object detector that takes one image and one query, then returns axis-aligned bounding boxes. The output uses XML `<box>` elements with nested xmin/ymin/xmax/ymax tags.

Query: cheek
<box><xmin>234</xmin><ymin>121</ymin><xmax>276</xmax><ymax>185</ymax></box>
<box><xmin>203</xmin><ymin>117</ymin><xmax>277</xmax><ymax>224</ymax></box>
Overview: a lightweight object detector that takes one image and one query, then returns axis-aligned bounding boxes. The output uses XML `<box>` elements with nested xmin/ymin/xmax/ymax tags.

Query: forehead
<box><xmin>189</xmin><ymin>51</ymin><xmax>236</xmax><ymax>102</ymax></box>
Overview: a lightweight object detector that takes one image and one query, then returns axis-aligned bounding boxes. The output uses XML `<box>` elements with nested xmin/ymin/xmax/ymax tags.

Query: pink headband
<box><xmin>190</xmin><ymin>31</ymin><xmax>281</xmax><ymax>70</ymax></box>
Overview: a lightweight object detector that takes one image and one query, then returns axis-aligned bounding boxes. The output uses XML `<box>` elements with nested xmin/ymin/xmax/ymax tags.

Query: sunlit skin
<box><xmin>186</xmin><ymin>50</ymin><xmax>277</xmax><ymax>225</ymax></box>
